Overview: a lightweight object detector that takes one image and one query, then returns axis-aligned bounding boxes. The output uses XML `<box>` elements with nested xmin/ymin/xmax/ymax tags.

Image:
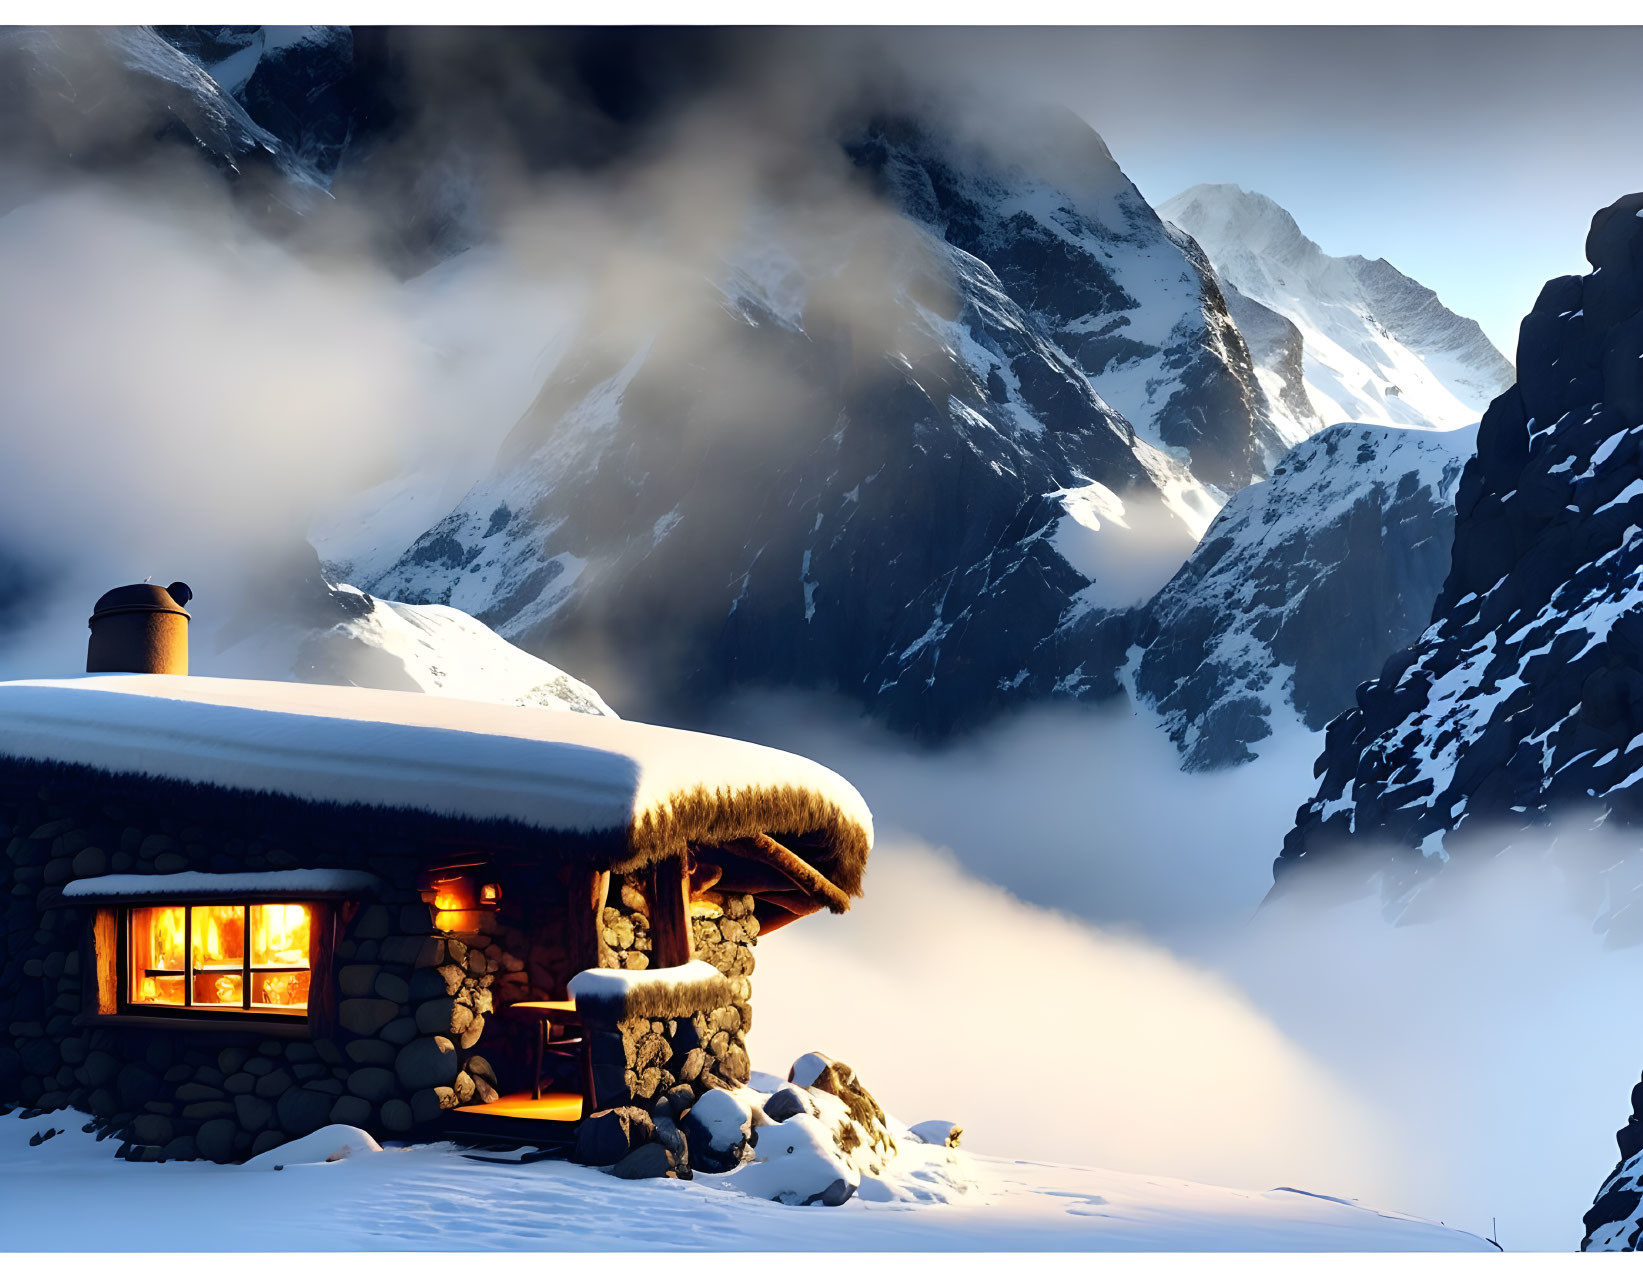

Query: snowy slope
<box><xmin>227</xmin><ymin>587</ymin><xmax>616</xmax><ymax>715</ymax></box>
<box><xmin>0</xmin><ymin>1108</ymin><xmax>1491</xmax><ymax>1251</ymax></box>
<box><xmin>1162</xmin><ymin>184</ymin><xmax>1514</xmax><ymax>431</ymax></box>
<box><xmin>201</xmin><ymin>545</ymin><xmax>613</xmax><ymax>715</ymax></box>
<box><xmin>1134</xmin><ymin>422</ymin><xmax>1476</xmax><ymax>768</ymax></box>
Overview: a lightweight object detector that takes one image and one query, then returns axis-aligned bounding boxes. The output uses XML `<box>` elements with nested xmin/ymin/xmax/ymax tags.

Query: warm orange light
<box><xmin>479</xmin><ymin>883</ymin><xmax>501</xmax><ymax>906</ymax></box>
<box><xmin>128</xmin><ymin>902</ymin><xmax>312</xmax><ymax>1012</ymax></box>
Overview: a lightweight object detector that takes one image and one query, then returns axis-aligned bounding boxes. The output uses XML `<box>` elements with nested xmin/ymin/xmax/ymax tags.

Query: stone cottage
<box><xmin>0</xmin><ymin>671</ymin><xmax>872</xmax><ymax>1163</ymax></box>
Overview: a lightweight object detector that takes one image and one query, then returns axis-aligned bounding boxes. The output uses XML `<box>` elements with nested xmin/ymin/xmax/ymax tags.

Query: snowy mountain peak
<box><xmin>1161</xmin><ymin>183</ymin><xmax>1515</xmax><ymax>433</ymax></box>
<box><xmin>1163</xmin><ymin>183</ymin><xmax>1319</xmax><ymax>267</ymax></box>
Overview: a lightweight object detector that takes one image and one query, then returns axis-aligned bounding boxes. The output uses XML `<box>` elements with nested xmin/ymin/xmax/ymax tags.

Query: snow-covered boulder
<box><xmin>762</xmin><ymin>1083</ymin><xmax>821</xmax><ymax>1124</ymax></box>
<box><xmin>238</xmin><ymin>1124</ymin><xmax>381</xmax><ymax>1170</ymax></box>
<box><xmin>910</xmin><ymin>1120</ymin><xmax>963</xmax><ymax>1148</ymax></box>
<box><xmin>729</xmin><ymin>1113</ymin><xmax>858</xmax><ymax>1207</ymax></box>
<box><xmin>787</xmin><ymin>1052</ymin><xmax>897</xmax><ymax>1175</ymax></box>
<box><xmin>679</xmin><ymin>1087</ymin><xmax>754</xmax><ymax>1173</ymax></box>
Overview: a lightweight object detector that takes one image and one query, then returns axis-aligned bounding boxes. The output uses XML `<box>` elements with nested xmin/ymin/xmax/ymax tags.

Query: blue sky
<box><xmin>907</xmin><ymin>27</ymin><xmax>1643</xmax><ymax>360</ymax></box>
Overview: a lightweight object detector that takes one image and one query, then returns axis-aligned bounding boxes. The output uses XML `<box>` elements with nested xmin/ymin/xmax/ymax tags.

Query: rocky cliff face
<box><xmin>1276</xmin><ymin>192</ymin><xmax>1643</xmax><ymax>931</ymax></box>
<box><xmin>363</xmin><ymin>109</ymin><xmax>1287</xmax><ymax>737</ymax></box>
<box><xmin>1132</xmin><ymin>422</ymin><xmax>1474</xmax><ymax>769</ymax></box>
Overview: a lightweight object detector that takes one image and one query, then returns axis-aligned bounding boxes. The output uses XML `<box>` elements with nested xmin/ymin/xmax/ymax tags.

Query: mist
<box><xmin>0</xmin><ymin>174</ymin><xmax>582</xmax><ymax>677</ymax></box>
<box><xmin>725</xmin><ymin>694</ymin><xmax>1643</xmax><ymax>1250</ymax></box>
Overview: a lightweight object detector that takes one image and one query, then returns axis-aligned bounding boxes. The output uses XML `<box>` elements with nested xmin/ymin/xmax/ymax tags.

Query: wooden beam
<box><xmin>646</xmin><ymin>855</ymin><xmax>693</xmax><ymax>968</ymax></box>
<box><xmin>687</xmin><ymin>857</ymin><xmax>723</xmax><ymax>897</ymax></box>
<box><xmin>752</xmin><ymin>899</ymin><xmax>822</xmax><ymax>935</ymax></box>
<box><xmin>738</xmin><ymin>833</ymin><xmax>852</xmax><ymax>914</ymax></box>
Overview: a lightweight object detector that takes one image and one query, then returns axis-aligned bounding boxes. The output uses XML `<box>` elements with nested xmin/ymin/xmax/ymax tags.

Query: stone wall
<box><xmin>603</xmin><ymin>873</ymin><xmax>655</xmax><ymax>969</ymax></box>
<box><xmin>582</xmin><ymin>889</ymin><xmax>759</xmax><ymax>1109</ymax></box>
<box><xmin>0</xmin><ymin>764</ymin><xmax>577</xmax><ymax>1161</ymax></box>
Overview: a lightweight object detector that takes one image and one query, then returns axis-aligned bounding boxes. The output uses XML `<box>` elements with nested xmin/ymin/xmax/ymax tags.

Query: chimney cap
<box><xmin>89</xmin><ymin>582</ymin><xmax>192</xmax><ymax>626</ymax></box>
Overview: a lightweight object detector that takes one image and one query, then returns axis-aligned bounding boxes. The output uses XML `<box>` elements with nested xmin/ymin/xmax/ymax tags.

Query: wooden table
<box><xmin>506</xmin><ymin>999</ymin><xmax>582</xmax><ymax>1102</ymax></box>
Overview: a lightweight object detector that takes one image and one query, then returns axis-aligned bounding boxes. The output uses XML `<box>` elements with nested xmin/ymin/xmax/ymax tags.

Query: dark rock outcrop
<box><xmin>1276</xmin><ymin>193</ymin><xmax>1643</xmax><ymax>929</ymax></box>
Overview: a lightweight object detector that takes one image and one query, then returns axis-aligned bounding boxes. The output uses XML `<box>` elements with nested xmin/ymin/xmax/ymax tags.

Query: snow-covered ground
<box><xmin>0</xmin><ymin>1108</ymin><xmax>1489</xmax><ymax>1251</ymax></box>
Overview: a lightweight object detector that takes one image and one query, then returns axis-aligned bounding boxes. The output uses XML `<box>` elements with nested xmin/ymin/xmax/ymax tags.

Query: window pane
<box><xmin>250</xmin><ymin>903</ymin><xmax>311</xmax><ymax>969</ymax></box>
<box><xmin>252</xmin><ymin>970</ymin><xmax>310</xmax><ymax>1009</ymax></box>
<box><xmin>193</xmin><ymin>972</ymin><xmax>243</xmax><ymax>1007</ymax></box>
<box><xmin>128</xmin><ymin>906</ymin><xmax>185</xmax><ymax>1006</ymax></box>
<box><xmin>129</xmin><ymin>904</ymin><xmax>185</xmax><ymax>972</ymax></box>
<box><xmin>190</xmin><ymin>905</ymin><xmax>244</xmax><ymax>970</ymax></box>
<box><xmin>134</xmin><ymin>974</ymin><xmax>185</xmax><ymax>1006</ymax></box>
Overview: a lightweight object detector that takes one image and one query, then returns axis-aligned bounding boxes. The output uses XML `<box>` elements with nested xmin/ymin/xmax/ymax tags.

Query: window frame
<box><xmin>115</xmin><ymin>899</ymin><xmax>321</xmax><ymax>1024</ymax></box>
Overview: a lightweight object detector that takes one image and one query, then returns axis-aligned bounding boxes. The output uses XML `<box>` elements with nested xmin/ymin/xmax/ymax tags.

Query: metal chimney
<box><xmin>87</xmin><ymin>581</ymin><xmax>193</xmax><ymax>675</ymax></box>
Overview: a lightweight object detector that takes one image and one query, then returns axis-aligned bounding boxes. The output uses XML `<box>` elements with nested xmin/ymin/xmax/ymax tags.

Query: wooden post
<box><xmin>646</xmin><ymin>854</ymin><xmax>693</xmax><ymax>968</ymax></box>
<box><xmin>307</xmin><ymin>902</ymin><xmax>337</xmax><ymax>1038</ymax></box>
<box><xmin>564</xmin><ymin>867</ymin><xmax>613</xmax><ymax>989</ymax></box>
<box><xmin>92</xmin><ymin>908</ymin><xmax>118</xmax><ymax>1015</ymax></box>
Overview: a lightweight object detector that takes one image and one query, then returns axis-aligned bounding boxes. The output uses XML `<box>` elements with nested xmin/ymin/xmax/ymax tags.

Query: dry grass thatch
<box><xmin>623</xmin><ymin>782</ymin><xmax>869</xmax><ymax>899</ymax></box>
<box><xmin>573</xmin><ymin>967</ymin><xmax>737</xmax><ymax>1021</ymax></box>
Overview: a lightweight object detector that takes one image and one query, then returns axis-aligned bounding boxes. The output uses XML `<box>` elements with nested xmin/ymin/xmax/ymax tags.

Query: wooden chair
<box><xmin>505</xmin><ymin>999</ymin><xmax>588</xmax><ymax>1104</ymax></box>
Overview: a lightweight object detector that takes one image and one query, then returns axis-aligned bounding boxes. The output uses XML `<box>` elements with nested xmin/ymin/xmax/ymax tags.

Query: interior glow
<box><xmin>128</xmin><ymin>902</ymin><xmax>312</xmax><ymax>1013</ymax></box>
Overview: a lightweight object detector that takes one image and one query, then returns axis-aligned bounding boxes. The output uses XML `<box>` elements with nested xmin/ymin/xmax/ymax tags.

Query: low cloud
<box><xmin>726</xmin><ymin>695</ymin><xmax>1643</xmax><ymax>1249</ymax></box>
<box><xmin>750</xmin><ymin>837</ymin><xmax>1394</xmax><ymax>1199</ymax></box>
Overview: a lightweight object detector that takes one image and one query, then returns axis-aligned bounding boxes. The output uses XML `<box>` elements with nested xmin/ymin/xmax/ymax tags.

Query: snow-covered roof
<box><xmin>0</xmin><ymin>675</ymin><xmax>872</xmax><ymax>895</ymax></box>
<box><xmin>62</xmin><ymin>869</ymin><xmax>382</xmax><ymax>900</ymax></box>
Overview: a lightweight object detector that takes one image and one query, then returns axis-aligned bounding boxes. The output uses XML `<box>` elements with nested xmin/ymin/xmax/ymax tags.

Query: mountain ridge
<box><xmin>1162</xmin><ymin>182</ymin><xmax>1515</xmax><ymax>432</ymax></box>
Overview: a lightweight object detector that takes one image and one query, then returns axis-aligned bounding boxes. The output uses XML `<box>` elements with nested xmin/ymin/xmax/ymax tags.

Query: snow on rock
<box><xmin>725</xmin><ymin>1112</ymin><xmax>859</xmax><ymax>1207</ymax></box>
<box><xmin>909</xmin><ymin>1120</ymin><xmax>963</xmax><ymax>1148</ymax></box>
<box><xmin>1133</xmin><ymin>422</ymin><xmax>1476</xmax><ymax>769</ymax></box>
<box><xmin>788</xmin><ymin>1052</ymin><xmax>832</xmax><ymax>1089</ymax></box>
<box><xmin>238</xmin><ymin>1125</ymin><xmax>381</xmax><ymax>1171</ymax></box>
<box><xmin>0</xmin><ymin>675</ymin><xmax>873</xmax><ymax>851</ymax></box>
<box><xmin>62</xmin><ymin>869</ymin><xmax>380</xmax><ymax>899</ymax></box>
<box><xmin>1585</xmin><ymin>1116</ymin><xmax>1643</xmax><ymax>1248</ymax></box>
<box><xmin>1163</xmin><ymin>184</ymin><xmax>1515</xmax><ymax>432</ymax></box>
<box><xmin>679</xmin><ymin>1089</ymin><xmax>755</xmax><ymax>1174</ymax></box>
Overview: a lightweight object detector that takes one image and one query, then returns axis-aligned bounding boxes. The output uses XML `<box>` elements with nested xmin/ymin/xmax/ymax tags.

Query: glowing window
<box><xmin>127</xmin><ymin>903</ymin><xmax>312</xmax><ymax>1014</ymax></box>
